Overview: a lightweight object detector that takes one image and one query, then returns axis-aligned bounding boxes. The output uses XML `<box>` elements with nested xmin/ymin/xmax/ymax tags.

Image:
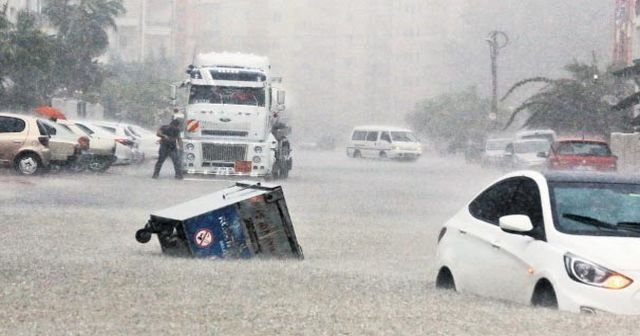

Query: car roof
<box><xmin>513</xmin><ymin>138</ymin><xmax>549</xmax><ymax>144</ymax></box>
<box><xmin>554</xmin><ymin>138</ymin><xmax>608</xmax><ymax>144</ymax></box>
<box><xmin>541</xmin><ymin>170</ymin><xmax>640</xmax><ymax>184</ymax></box>
<box><xmin>352</xmin><ymin>125</ymin><xmax>413</xmax><ymax>132</ymax></box>
<box><xmin>0</xmin><ymin>112</ymin><xmax>38</xmax><ymax>120</ymax></box>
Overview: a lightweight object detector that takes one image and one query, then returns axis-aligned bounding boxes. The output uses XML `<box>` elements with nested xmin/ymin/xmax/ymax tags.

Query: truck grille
<box><xmin>202</xmin><ymin>143</ymin><xmax>247</xmax><ymax>162</ymax></box>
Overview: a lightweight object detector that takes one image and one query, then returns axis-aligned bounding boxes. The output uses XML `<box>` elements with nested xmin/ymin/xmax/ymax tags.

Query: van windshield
<box><xmin>390</xmin><ymin>131</ymin><xmax>416</xmax><ymax>142</ymax></box>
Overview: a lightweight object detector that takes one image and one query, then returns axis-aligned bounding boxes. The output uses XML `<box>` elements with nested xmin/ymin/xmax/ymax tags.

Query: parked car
<box><xmin>515</xmin><ymin>129</ymin><xmax>557</xmax><ymax>143</ymax></box>
<box><xmin>91</xmin><ymin>121</ymin><xmax>146</xmax><ymax>163</ymax></box>
<box><xmin>545</xmin><ymin>139</ymin><xmax>617</xmax><ymax>172</ymax></box>
<box><xmin>111</xmin><ymin>122</ymin><xmax>159</xmax><ymax>160</ymax></box>
<box><xmin>55</xmin><ymin>119</ymin><xmax>117</xmax><ymax>172</ymax></box>
<box><xmin>480</xmin><ymin>137</ymin><xmax>511</xmax><ymax>168</ymax></box>
<box><xmin>346</xmin><ymin>125</ymin><xmax>422</xmax><ymax>160</ymax></box>
<box><xmin>435</xmin><ymin>170</ymin><xmax>640</xmax><ymax>314</ymax></box>
<box><xmin>0</xmin><ymin>113</ymin><xmax>51</xmax><ymax>175</ymax></box>
<box><xmin>503</xmin><ymin>138</ymin><xmax>550</xmax><ymax>170</ymax></box>
<box><xmin>38</xmin><ymin>118</ymin><xmax>83</xmax><ymax>171</ymax></box>
<box><xmin>72</xmin><ymin>120</ymin><xmax>135</xmax><ymax>165</ymax></box>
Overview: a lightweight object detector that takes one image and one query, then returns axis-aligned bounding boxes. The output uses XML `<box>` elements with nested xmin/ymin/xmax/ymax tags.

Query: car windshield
<box><xmin>550</xmin><ymin>181</ymin><xmax>640</xmax><ymax>237</ymax></box>
<box><xmin>390</xmin><ymin>131</ymin><xmax>416</xmax><ymax>142</ymax></box>
<box><xmin>513</xmin><ymin>140</ymin><xmax>549</xmax><ymax>154</ymax></box>
<box><xmin>555</xmin><ymin>141</ymin><xmax>611</xmax><ymax>156</ymax></box>
<box><xmin>486</xmin><ymin>139</ymin><xmax>510</xmax><ymax>150</ymax></box>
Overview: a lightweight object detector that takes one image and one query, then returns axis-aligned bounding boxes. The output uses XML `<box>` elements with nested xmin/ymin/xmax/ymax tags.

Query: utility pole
<box><xmin>485</xmin><ymin>30</ymin><xmax>509</xmax><ymax>124</ymax></box>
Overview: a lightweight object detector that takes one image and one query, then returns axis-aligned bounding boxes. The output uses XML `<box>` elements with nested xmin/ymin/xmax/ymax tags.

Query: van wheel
<box><xmin>379</xmin><ymin>151</ymin><xmax>387</xmax><ymax>159</ymax></box>
<box><xmin>353</xmin><ymin>150</ymin><xmax>361</xmax><ymax>158</ymax></box>
<box><xmin>15</xmin><ymin>153</ymin><xmax>43</xmax><ymax>175</ymax></box>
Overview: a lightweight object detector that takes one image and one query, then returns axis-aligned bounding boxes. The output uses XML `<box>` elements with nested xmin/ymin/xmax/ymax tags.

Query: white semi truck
<box><xmin>171</xmin><ymin>52</ymin><xmax>292</xmax><ymax>178</ymax></box>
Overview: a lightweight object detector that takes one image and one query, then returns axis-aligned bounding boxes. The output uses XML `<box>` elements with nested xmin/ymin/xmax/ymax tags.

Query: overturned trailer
<box><xmin>135</xmin><ymin>181</ymin><xmax>303</xmax><ymax>259</ymax></box>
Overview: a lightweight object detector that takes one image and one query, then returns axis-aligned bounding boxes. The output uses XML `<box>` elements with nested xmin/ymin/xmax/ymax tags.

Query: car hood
<box><xmin>554</xmin><ymin>234</ymin><xmax>640</xmax><ymax>271</ymax></box>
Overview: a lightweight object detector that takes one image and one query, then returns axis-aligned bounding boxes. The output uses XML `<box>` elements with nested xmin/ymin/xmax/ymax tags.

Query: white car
<box><xmin>93</xmin><ymin>120</ymin><xmax>145</xmax><ymax>163</ymax></box>
<box><xmin>504</xmin><ymin>139</ymin><xmax>550</xmax><ymax>170</ymax></box>
<box><xmin>72</xmin><ymin>120</ymin><xmax>135</xmax><ymax>165</ymax></box>
<box><xmin>121</xmin><ymin>123</ymin><xmax>159</xmax><ymax>160</ymax></box>
<box><xmin>481</xmin><ymin>137</ymin><xmax>511</xmax><ymax>168</ymax></box>
<box><xmin>435</xmin><ymin>170</ymin><xmax>640</xmax><ymax>314</ymax></box>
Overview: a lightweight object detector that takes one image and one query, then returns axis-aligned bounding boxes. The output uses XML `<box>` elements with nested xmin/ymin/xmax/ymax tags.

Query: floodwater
<box><xmin>0</xmin><ymin>149</ymin><xmax>638</xmax><ymax>335</ymax></box>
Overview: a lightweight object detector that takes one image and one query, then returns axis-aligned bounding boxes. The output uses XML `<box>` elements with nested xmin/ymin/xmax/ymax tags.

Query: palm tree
<box><xmin>501</xmin><ymin>62</ymin><xmax>633</xmax><ymax>136</ymax></box>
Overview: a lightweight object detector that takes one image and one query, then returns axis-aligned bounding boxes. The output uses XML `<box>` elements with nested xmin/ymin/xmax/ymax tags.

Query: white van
<box><xmin>346</xmin><ymin>125</ymin><xmax>422</xmax><ymax>160</ymax></box>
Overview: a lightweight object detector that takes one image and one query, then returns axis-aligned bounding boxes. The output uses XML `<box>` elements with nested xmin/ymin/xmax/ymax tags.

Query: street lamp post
<box><xmin>486</xmin><ymin>30</ymin><xmax>509</xmax><ymax>126</ymax></box>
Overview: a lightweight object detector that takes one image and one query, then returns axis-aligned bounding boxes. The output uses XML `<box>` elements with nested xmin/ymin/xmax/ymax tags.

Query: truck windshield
<box><xmin>189</xmin><ymin>85</ymin><xmax>265</xmax><ymax>106</ymax></box>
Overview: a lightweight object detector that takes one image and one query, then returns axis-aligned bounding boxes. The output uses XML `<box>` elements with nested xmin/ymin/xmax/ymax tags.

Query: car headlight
<box><xmin>254</xmin><ymin>146</ymin><xmax>263</xmax><ymax>153</ymax></box>
<box><xmin>564</xmin><ymin>253</ymin><xmax>632</xmax><ymax>289</ymax></box>
<box><xmin>186</xmin><ymin>153</ymin><xmax>196</xmax><ymax>161</ymax></box>
<box><xmin>252</xmin><ymin>155</ymin><xmax>261</xmax><ymax>163</ymax></box>
<box><xmin>185</xmin><ymin>143</ymin><xmax>195</xmax><ymax>151</ymax></box>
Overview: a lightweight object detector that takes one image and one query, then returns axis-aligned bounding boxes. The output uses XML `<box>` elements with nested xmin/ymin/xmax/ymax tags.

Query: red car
<box><xmin>546</xmin><ymin>139</ymin><xmax>617</xmax><ymax>172</ymax></box>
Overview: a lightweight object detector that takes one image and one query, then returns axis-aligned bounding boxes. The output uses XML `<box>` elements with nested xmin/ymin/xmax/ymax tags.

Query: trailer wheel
<box><xmin>136</xmin><ymin>229</ymin><xmax>152</xmax><ymax>244</ymax></box>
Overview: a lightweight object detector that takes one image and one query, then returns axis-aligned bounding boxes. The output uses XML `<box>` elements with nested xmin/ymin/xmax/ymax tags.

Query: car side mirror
<box><xmin>537</xmin><ymin>151</ymin><xmax>548</xmax><ymax>158</ymax></box>
<box><xmin>499</xmin><ymin>215</ymin><xmax>533</xmax><ymax>233</ymax></box>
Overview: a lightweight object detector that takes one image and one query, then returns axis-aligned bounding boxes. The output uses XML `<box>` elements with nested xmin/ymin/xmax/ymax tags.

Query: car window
<box><xmin>352</xmin><ymin>130</ymin><xmax>366</xmax><ymax>141</ymax></box>
<box><xmin>380</xmin><ymin>131</ymin><xmax>391</xmax><ymax>142</ymax></box>
<box><xmin>365</xmin><ymin>131</ymin><xmax>378</xmax><ymax>142</ymax></box>
<box><xmin>0</xmin><ymin>116</ymin><xmax>26</xmax><ymax>133</ymax></box>
<box><xmin>509</xmin><ymin>178</ymin><xmax>545</xmax><ymax>239</ymax></box>
<box><xmin>469</xmin><ymin>178</ymin><xmax>521</xmax><ymax>225</ymax></box>
<box><xmin>127</xmin><ymin>125</ymin><xmax>141</xmax><ymax>137</ymax></box>
<box><xmin>98</xmin><ymin>125</ymin><xmax>116</xmax><ymax>134</ymax></box>
<box><xmin>75</xmin><ymin>123</ymin><xmax>94</xmax><ymax>135</ymax></box>
<box><xmin>556</xmin><ymin>141</ymin><xmax>611</xmax><ymax>156</ymax></box>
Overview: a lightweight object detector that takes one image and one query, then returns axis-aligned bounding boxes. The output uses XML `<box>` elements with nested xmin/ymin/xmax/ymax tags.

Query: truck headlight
<box><xmin>252</xmin><ymin>156</ymin><xmax>261</xmax><ymax>163</ymax></box>
<box><xmin>186</xmin><ymin>153</ymin><xmax>196</xmax><ymax>161</ymax></box>
<box><xmin>254</xmin><ymin>146</ymin><xmax>263</xmax><ymax>153</ymax></box>
<box><xmin>185</xmin><ymin>143</ymin><xmax>195</xmax><ymax>151</ymax></box>
<box><xmin>564</xmin><ymin>253</ymin><xmax>632</xmax><ymax>289</ymax></box>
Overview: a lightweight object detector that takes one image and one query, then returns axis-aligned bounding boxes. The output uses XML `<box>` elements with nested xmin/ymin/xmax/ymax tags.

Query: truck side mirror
<box><xmin>277</xmin><ymin>90</ymin><xmax>285</xmax><ymax>105</ymax></box>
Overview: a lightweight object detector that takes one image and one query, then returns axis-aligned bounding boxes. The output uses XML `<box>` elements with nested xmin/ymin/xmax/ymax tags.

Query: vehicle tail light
<box><xmin>38</xmin><ymin>136</ymin><xmax>49</xmax><ymax>147</ymax></box>
<box><xmin>115</xmin><ymin>138</ymin><xmax>135</xmax><ymax>147</ymax></box>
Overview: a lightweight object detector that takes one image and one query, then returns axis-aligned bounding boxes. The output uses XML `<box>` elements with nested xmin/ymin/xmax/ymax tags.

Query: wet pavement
<box><xmin>1</xmin><ymin>149</ymin><xmax>638</xmax><ymax>335</ymax></box>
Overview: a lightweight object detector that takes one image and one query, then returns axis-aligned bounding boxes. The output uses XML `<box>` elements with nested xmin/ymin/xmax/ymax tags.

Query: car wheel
<box><xmin>353</xmin><ymin>150</ymin><xmax>361</xmax><ymax>158</ymax></box>
<box><xmin>435</xmin><ymin>267</ymin><xmax>456</xmax><ymax>291</ymax></box>
<box><xmin>14</xmin><ymin>153</ymin><xmax>43</xmax><ymax>176</ymax></box>
<box><xmin>531</xmin><ymin>280</ymin><xmax>558</xmax><ymax>309</ymax></box>
<box><xmin>88</xmin><ymin>158</ymin><xmax>110</xmax><ymax>172</ymax></box>
<box><xmin>379</xmin><ymin>151</ymin><xmax>387</xmax><ymax>159</ymax></box>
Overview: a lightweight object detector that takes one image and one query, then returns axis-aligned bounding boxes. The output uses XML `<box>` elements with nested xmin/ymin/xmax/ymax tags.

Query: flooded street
<box><xmin>1</xmin><ymin>149</ymin><xmax>638</xmax><ymax>335</ymax></box>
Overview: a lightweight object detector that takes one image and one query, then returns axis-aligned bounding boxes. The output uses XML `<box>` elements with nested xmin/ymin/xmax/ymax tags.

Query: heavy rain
<box><xmin>2</xmin><ymin>1</ymin><xmax>640</xmax><ymax>335</ymax></box>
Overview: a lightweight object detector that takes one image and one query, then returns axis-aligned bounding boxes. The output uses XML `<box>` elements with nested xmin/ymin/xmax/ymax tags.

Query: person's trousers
<box><xmin>153</xmin><ymin>146</ymin><xmax>182</xmax><ymax>177</ymax></box>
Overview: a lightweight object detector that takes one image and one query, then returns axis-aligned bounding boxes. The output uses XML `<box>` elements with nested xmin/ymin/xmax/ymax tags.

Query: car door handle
<box><xmin>458</xmin><ymin>229</ymin><xmax>467</xmax><ymax>235</ymax></box>
<box><xmin>491</xmin><ymin>242</ymin><xmax>501</xmax><ymax>249</ymax></box>
<box><xmin>12</xmin><ymin>140</ymin><xmax>22</xmax><ymax>143</ymax></box>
